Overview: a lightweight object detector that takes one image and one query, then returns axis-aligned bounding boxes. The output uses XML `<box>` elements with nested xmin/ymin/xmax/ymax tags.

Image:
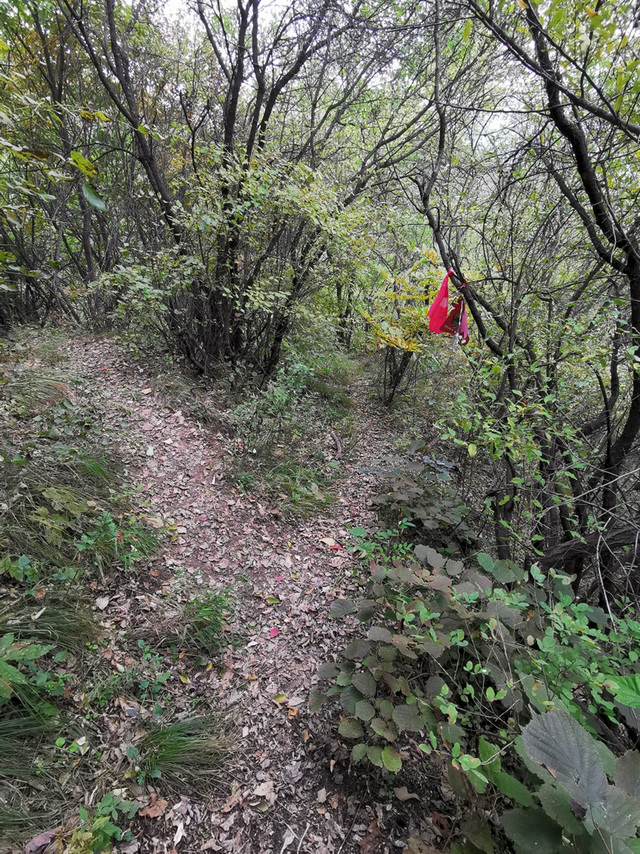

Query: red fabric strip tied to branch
<box><xmin>428</xmin><ymin>268</ymin><xmax>469</xmax><ymax>345</ymax></box>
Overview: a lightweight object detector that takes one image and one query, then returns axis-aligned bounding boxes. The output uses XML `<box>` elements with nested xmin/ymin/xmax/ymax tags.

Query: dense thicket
<box><xmin>5</xmin><ymin>1</ymin><xmax>640</xmax><ymax>851</ymax></box>
<box><xmin>2</xmin><ymin>0</ymin><xmax>640</xmax><ymax>657</ymax></box>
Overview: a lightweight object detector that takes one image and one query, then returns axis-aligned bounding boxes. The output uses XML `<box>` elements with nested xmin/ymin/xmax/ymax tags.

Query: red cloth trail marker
<box><xmin>428</xmin><ymin>268</ymin><xmax>469</xmax><ymax>346</ymax></box>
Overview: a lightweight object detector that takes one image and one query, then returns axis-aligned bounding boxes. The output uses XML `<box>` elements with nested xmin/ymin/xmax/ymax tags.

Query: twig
<box><xmin>595</xmin><ymin>532</ymin><xmax>615</xmax><ymax>623</ymax></box>
<box><xmin>336</xmin><ymin>797</ymin><xmax>362</xmax><ymax>854</ymax></box>
<box><xmin>297</xmin><ymin>823</ymin><xmax>309</xmax><ymax>853</ymax></box>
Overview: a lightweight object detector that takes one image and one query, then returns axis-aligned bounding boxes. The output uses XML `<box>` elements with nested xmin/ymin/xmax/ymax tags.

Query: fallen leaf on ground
<box><xmin>394</xmin><ymin>786</ymin><xmax>419</xmax><ymax>802</ymax></box>
<box><xmin>221</xmin><ymin>787</ymin><xmax>245</xmax><ymax>813</ymax></box>
<box><xmin>95</xmin><ymin>596</ymin><xmax>110</xmax><ymax>611</ymax></box>
<box><xmin>430</xmin><ymin>811</ymin><xmax>451</xmax><ymax>836</ymax></box>
<box><xmin>404</xmin><ymin>837</ymin><xmax>439</xmax><ymax>854</ymax></box>
<box><xmin>269</xmin><ymin>627</ymin><xmax>279</xmax><ymax>638</ymax></box>
<box><xmin>253</xmin><ymin>780</ymin><xmax>276</xmax><ymax>805</ymax></box>
<box><xmin>320</xmin><ymin>537</ymin><xmax>337</xmax><ymax>546</ymax></box>
<box><xmin>139</xmin><ymin>796</ymin><xmax>168</xmax><ymax>818</ymax></box>
<box><xmin>25</xmin><ymin>828</ymin><xmax>61</xmax><ymax>853</ymax></box>
<box><xmin>359</xmin><ymin>820</ymin><xmax>383</xmax><ymax>853</ymax></box>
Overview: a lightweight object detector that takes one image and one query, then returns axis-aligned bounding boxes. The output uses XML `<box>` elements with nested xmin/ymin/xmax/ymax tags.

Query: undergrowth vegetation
<box><xmin>229</xmin><ymin>348</ymin><xmax>356</xmax><ymax>516</ymax></box>
<box><xmin>315</xmin><ymin>452</ymin><xmax>640</xmax><ymax>854</ymax></box>
<box><xmin>0</xmin><ymin>333</ymin><xmax>229</xmax><ymax>849</ymax></box>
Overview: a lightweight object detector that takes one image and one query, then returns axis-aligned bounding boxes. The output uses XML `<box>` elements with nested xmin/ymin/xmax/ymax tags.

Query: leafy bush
<box><xmin>370</xmin><ymin>445</ymin><xmax>479</xmax><ymax>553</ymax></box>
<box><xmin>314</xmin><ymin>530</ymin><xmax>640</xmax><ymax>852</ymax></box>
<box><xmin>70</xmin><ymin>792</ymin><xmax>139</xmax><ymax>854</ymax></box>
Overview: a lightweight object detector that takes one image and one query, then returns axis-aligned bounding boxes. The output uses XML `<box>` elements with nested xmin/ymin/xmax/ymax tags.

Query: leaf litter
<box><xmin>22</xmin><ymin>336</ymin><xmax>451</xmax><ymax>854</ymax></box>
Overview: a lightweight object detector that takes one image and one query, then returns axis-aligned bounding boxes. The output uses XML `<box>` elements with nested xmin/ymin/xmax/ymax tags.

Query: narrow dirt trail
<box><xmin>62</xmin><ymin>338</ymin><xmax>439</xmax><ymax>854</ymax></box>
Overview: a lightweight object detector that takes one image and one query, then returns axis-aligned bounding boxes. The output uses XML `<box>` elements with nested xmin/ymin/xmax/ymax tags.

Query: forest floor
<box><xmin>12</xmin><ymin>335</ymin><xmax>449</xmax><ymax>854</ymax></box>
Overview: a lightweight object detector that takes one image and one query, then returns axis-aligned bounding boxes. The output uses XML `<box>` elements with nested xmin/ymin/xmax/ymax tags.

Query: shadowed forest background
<box><xmin>2</xmin><ymin>0</ymin><xmax>640</xmax><ymax>851</ymax></box>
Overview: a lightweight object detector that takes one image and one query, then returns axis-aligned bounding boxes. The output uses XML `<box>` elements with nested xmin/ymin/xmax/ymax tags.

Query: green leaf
<box><xmin>0</xmin><ymin>659</ymin><xmax>27</xmax><ymax>699</ymax></box>
<box><xmin>70</xmin><ymin>150</ymin><xmax>98</xmax><ymax>177</ymax></box>
<box><xmin>329</xmin><ymin>598</ymin><xmax>356</xmax><ymax>618</ymax></box>
<box><xmin>338</xmin><ymin>718</ymin><xmax>364</xmax><ymax>739</ymax></box>
<box><xmin>392</xmin><ymin>703</ymin><xmax>425</xmax><ymax>733</ymax></box>
<box><xmin>381</xmin><ymin>746</ymin><xmax>402</xmax><ymax>773</ymax></box>
<box><xmin>501</xmin><ymin>809</ymin><xmax>563</xmax><ymax>854</ymax></box>
<box><xmin>615</xmin><ymin>750</ymin><xmax>640</xmax><ymax>799</ymax></box>
<box><xmin>351</xmin><ymin>743</ymin><xmax>367</xmax><ymax>762</ymax></box>
<box><xmin>317</xmin><ymin>662</ymin><xmax>339</xmax><ymax>679</ymax></box>
<box><xmin>340</xmin><ymin>686</ymin><xmax>363</xmax><ymax>715</ymax></box>
<box><xmin>309</xmin><ymin>690</ymin><xmax>326</xmax><ymax>712</ymax></box>
<box><xmin>370</xmin><ymin>717</ymin><xmax>398</xmax><ymax>741</ymax></box>
<box><xmin>522</xmin><ymin>711</ymin><xmax>607</xmax><ymax>807</ymax></box>
<box><xmin>368</xmin><ymin>626</ymin><xmax>393</xmax><ymax>642</ymax></box>
<box><xmin>343</xmin><ymin>639</ymin><xmax>370</xmax><ymax>659</ymax></box>
<box><xmin>467</xmin><ymin>768</ymin><xmax>488</xmax><ymax>793</ymax></box>
<box><xmin>367</xmin><ymin>745</ymin><xmax>383</xmax><ymax>767</ymax></box>
<box><xmin>355</xmin><ymin>700</ymin><xmax>375</xmax><ymax>721</ymax></box>
<box><xmin>82</xmin><ymin>184</ymin><xmax>106</xmax><ymax>212</ymax></box>
<box><xmin>590</xmin><ymin>786</ymin><xmax>640</xmax><ymax>839</ymax></box>
<box><xmin>461</xmin><ymin>812</ymin><xmax>493</xmax><ymax>854</ymax></box>
<box><xmin>609</xmin><ymin>675</ymin><xmax>640</xmax><ymax>708</ymax></box>
<box><xmin>537</xmin><ymin>782</ymin><xmax>584</xmax><ymax>835</ymax></box>
<box><xmin>493</xmin><ymin>771</ymin><xmax>534</xmax><ymax>807</ymax></box>
<box><xmin>351</xmin><ymin>672</ymin><xmax>376</xmax><ymax>696</ymax></box>
<box><xmin>477</xmin><ymin>552</ymin><xmax>494</xmax><ymax>574</ymax></box>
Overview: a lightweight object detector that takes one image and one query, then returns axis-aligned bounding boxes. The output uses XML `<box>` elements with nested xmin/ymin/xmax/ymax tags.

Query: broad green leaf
<box><xmin>392</xmin><ymin>703</ymin><xmax>424</xmax><ymax>733</ymax></box>
<box><xmin>82</xmin><ymin>184</ymin><xmax>106</xmax><ymax>212</ymax></box>
<box><xmin>523</xmin><ymin>711</ymin><xmax>607</xmax><ymax>807</ymax></box>
<box><xmin>367</xmin><ymin>745</ymin><xmax>383</xmax><ymax>767</ymax></box>
<box><xmin>537</xmin><ymin>782</ymin><xmax>584</xmax><ymax>835</ymax></box>
<box><xmin>343</xmin><ymin>639</ymin><xmax>370</xmax><ymax>659</ymax></box>
<box><xmin>351</xmin><ymin>743</ymin><xmax>367</xmax><ymax>762</ymax></box>
<box><xmin>317</xmin><ymin>662</ymin><xmax>339</xmax><ymax>679</ymax></box>
<box><xmin>381</xmin><ymin>746</ymin><xmax>402</xmax><ymax>773</ymax></box>
<box><xmin>461</xmin><ymin>812</ymin><xmax>493</xmax><ymax>854</ymax></box>
<box><xmin>368</xmin><ymin>626</ymin><xmax>393</xmax><ymax>642</ymax></box>
<box><xmin>351</xmin><ymin>672</ymin><xmax>376</xmax><ymax>697</ymax></box>
<box><xmin>478</xmin><ymin>737</ymin><xmax>501</xmax><ymax>774</ymax></box>
<box><xmin>371</xmin><ymin>717</ymin><xmax>398</xmax><ymax>741</ymax></box>
<box><xmin>70</xmin><ymin>150</ymin><xmax>98</xmax><ymax>177</ymax></box>
<box><xmin>615</xmin><ymin>750</ymin><xmax>640</xmax><ymax>799</ymax></box>
<box><xmin>339</xmin><ymin>686</ymin><xmax>363</xmax><ymax>715</ymax></box>
<box><xmin>609</xmin><ymin>675</ymin><xmax>640</xmax><ymax>708</ymax></box>
<box><xmin>589</xmin><ymin>786</ymin><xmax>640</xmax><ymax>839</ymax></box>
<box><xmin>329</xmin><ymin>599</ymin><xmax>356</xmax><ymax>618</ymax></box>
<box><xmin>354</xmin><ymin>700</ymin><xmax>375</xmax><ymax>722</ymax></box>
<box><xmin>309</xmin><ymin>690</ymin><xmax>326</xmax><ymax>712</ymax></box>
<box><xmin>0</xmin><ymin>659</ymin><xmax>27</xmax><ymax>699</ymax></box>
<box><xmin>477</xmin><ymin>552</ymin><xmax>494</xmax><ymax>574</ymax></box>
<box><xmin>493</xmin><ymin>772</ymin><xmax>534</xmax><ymax>807</ymax></box>
<box><xmin>501</xmin><ymin>809</ymin><xmax>563</xmax><ymax>854</ymax></box>
<box><xmin>338</xmin><ymin>717</ymin><xmax>364</xmax><ymax>739</ymax></box>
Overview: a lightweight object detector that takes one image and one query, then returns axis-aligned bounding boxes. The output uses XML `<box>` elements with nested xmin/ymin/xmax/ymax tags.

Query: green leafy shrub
<box><xmin>70</xmin><ymin>792</ymin><xmax>139</xmax><ymax>854</ymax></box>
<box><xmin>370</xmin><ymin>446</ymin><xmax>478</xmax><ymax>552</ymax></box>
<box><xmin>314</xmin><ymin>531</ymin><xmax>640</xmax><ymax>852</ymax></box>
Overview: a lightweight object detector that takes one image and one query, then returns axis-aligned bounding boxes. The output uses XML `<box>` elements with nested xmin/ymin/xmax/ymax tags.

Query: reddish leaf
<box><xmin>25</xmin><ymin>828</ymin><xmax>61</xmax><ymax>853</ymax></box>
<box><xmin>269</xmin><ymin>627</ymin><xmax>279</xmax><ymax>638</ymax></box>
